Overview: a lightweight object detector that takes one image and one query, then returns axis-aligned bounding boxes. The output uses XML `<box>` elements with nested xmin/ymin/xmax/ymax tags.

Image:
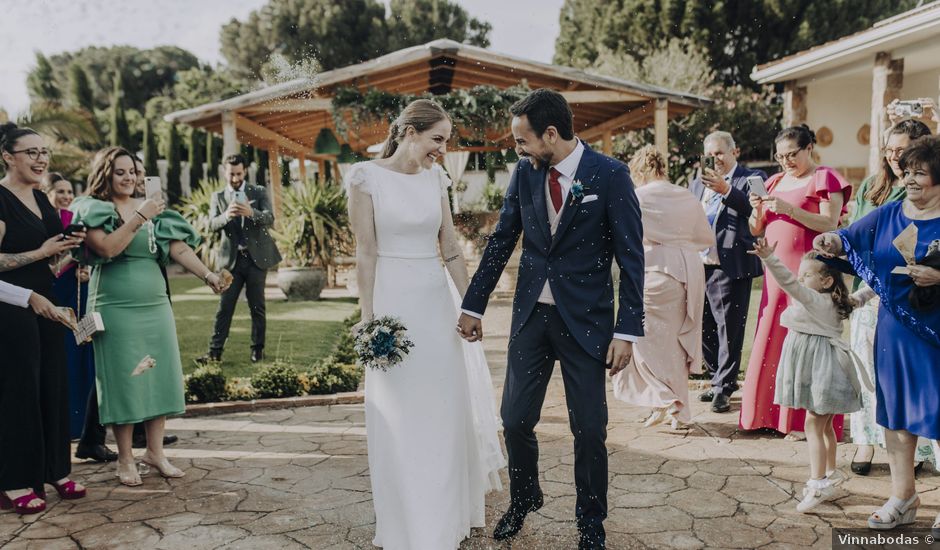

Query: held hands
<box><xmin>456</xmin><ymin>313</ymin><xmax>483</xmax><ymax>342</ymax></box>
<box><xmin>226</xmin><ymin>201</ymin><xmax>253</xmax><ymax>219</ymax></box>
<box><xmin>908</xmin><ymin>265</ymin><xmax>940</xmax><ymax>287</ymax></box>
<box><xmin>701</xmin><ymin>168</ymin><xmax>730</xmax><ymax>196</ymax></box>
<box><xmin>137</xmin><ymin>197</ymin><xmax>166</xmax><ymax>220</ymax></box>
<box><xmin>606</xmin><ymin>340</ymin><xmax>633</xmax><ymax>377</ymax></box>
<box><xmin>204</xmin><ymin>272</ymin><xmax>227</xmax><ymax>294</ymax></box>
<box><xmin>812</xmin><ymin>233</ymin><xmax>843</xmax><ymax>257</ymax></box>
<box><xmin>747</xmin><ymin>237</ymin><xmax>777</xmax><ymax>259</ymax></box>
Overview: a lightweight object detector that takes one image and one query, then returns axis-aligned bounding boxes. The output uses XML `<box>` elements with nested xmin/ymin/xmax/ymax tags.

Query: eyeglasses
<box><xmin>11</xmin><ymin>148</ymin><xmax>52</xmax><ymax>161</ymax></box>
<box><xmin>774</xmin><ymin>146</ymin><xmax>805</xmax><ymax>163</ymax></box>
<box><xmin>884</xmin><ymin>147</ymin><xmax>905</xmax><ymax>159</ymax></box>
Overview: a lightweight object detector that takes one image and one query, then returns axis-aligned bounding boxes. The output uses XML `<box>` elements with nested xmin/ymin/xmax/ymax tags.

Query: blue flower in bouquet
<box><xmin>353</xmin><ymin>316</ymin><xmax>414</xmax><ymax>372</ymax></box>
<box><xmin>569</xmin><ymin>180</ymin><xmax>584</xmax><ymax>205</ymax></box>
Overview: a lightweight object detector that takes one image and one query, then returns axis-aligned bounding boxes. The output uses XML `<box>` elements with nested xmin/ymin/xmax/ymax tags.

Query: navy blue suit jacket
<box><xmin>688</xmin><ymin>164</ymin><xmax>767</xmax><ymax>280</ymax></box>
<box><xmin>461</xmin><ymin>143</ymin><xmax>645</xmax><ymax>362</ymax></box>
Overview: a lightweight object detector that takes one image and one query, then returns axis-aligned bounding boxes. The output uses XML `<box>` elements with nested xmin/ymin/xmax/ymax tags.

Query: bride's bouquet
<box><xmin>354</xmin><ymin>316</ymin><xmax>415</xmax><ymax>371</ymax></box>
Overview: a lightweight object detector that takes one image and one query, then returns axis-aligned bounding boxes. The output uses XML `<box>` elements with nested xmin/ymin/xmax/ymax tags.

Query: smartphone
<box><xmin>60</xmin><ymin>222</ymin><xmax>85</xmax><ymax>239</ymax></box>
<box><xmin>144</xmin><ymin>176</ymin><xmax>162</xmax><ymax>200</ymax></box>
<box><xmin>746</xmin><ymin>175</ymin><xmax>769</xmax><ymax>198</ymax></box>
<box><xmin>895</xmin><ymin>100</ymin><xmax>924</xmax><ymax>118</ymax></box>
<box><xmin>701</xmin><ymin>155</ymin><xmax>716</xmax><ymax>172</ymax></box>
<box><xmin>232</xmin><ymin>190</ymin><xmax>248</xmax><ymax>204</ymax></box>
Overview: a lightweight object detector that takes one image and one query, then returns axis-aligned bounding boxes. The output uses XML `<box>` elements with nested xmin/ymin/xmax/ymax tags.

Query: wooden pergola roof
<box><xmin>165</xmin><ymin>39</ymin><xmax>710</xmax><ymax>158</ymax></box>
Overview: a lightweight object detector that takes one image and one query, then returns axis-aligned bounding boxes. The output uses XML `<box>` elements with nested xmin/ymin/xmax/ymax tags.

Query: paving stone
<box><xmin>154</xmin><ymin>524</ymin><xmax>249</xmax><ymax>549</ymax></box>
<box><xmin>667</xmin><ymin>488</ymin><xmax>737</xmax><ymax>518</ymax></box>
<box><xmin>73</xmin><ymin>522</ymin><xmax>161</xmax><ymax>548</ymax></box>
<box><xmin>722</xmin><ymin>475</ymin><xmax>791</xmax><ymax>505</ymax></box>
<box><xmin>695</xmin><ymin>517</ymin><xmax>773</xmax><ymax>548</ymax></box>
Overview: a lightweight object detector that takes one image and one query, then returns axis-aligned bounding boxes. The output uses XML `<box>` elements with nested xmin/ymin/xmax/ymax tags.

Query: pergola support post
<box><xmin>221</xmin><ymin>111</ymin><xmax>239</xmax><ymax>157</ymax></box>
<box><xmin>654</xmin><ymin>99</ymin><xmax>669</xmax><ymax>170</ymax></box>
<box><xmin>268</xmin><ymin>147</ymin><xmax>282</xmax><ymax>222</ymax></box>
<box><xmin>868</xmin><ymin>52</ymin><xmax>904</xmax><ymax>176</ymax></box>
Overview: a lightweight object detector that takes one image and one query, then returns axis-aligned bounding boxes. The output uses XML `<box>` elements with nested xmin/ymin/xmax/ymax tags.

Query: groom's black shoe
<box><xmin>493</xmin><ymin>492</ymin><xmax>544</xmax><ymax>541</ymax></box>
<box><xmin>699</xmin><ymin>389</ymin><xmax>715</xmax><ymax>402</ymax></box>
<box><xmin>711</xmin><ymin>392</ymin><xmax>731</xmax><ymax>413</ymax></box>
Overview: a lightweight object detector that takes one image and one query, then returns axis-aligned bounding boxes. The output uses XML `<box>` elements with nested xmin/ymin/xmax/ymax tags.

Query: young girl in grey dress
<box><xmin>750</xmin><ymin>238</ymin><xmax>873</xmax><ymax>513</ymax></box>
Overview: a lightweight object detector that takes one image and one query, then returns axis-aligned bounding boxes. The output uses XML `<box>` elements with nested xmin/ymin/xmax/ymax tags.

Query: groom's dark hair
<box><xmin>510</xmin><ymin>89</ymin><xmax>574</xmax><ymax>140</ymax></box>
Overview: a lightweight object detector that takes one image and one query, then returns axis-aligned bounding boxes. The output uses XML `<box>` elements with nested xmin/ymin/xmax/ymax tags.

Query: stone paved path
<box><xmin>1</xmin><ymin>300</ymin><xmax>938</xmax><ymax>549</ymax></box>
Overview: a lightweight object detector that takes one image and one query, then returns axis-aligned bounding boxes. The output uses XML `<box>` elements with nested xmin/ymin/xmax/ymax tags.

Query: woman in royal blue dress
<box><xmin>814</xmin><ymin>135</ymin><xmax>940</xmax><ymax>532</ymax></box>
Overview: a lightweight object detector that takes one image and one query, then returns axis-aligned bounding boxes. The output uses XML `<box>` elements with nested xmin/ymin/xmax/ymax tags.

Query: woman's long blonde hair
<box><xmin>627</xmin><ymin>145</ymin><xmax>667</xmax><ymax>182</ymax></box>
<box><xmin>380</xmin><ymin>99</ymin><xmax>450</xmax><ymax>159</ymax></box>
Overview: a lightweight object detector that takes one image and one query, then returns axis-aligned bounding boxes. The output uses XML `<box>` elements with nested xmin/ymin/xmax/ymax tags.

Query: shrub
<box><xmin>251</xmin><ymin>363</ymin><xmax>304</xmax><ymax>398</ymax></box>
<box><xmin>185</xmin><ymin>364</ymin><xmax>227</xmax><ymax>403</ymax></box>
<box><xmin>333</xmin><ymin>309</ymin><xmax>361</xmax><ymax>364</ymax></box>
<box><xmin>225</xmin><ymin>377</ymin><xmax>256</xmax><ymax>401</ymax></box>
<box><xmin>307</xmin><ymin>356</ymin><xmax>362</xmax><ymax>395</ymax></box>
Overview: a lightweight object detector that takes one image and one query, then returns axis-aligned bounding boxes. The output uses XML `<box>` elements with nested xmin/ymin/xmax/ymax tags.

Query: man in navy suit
<box><xmin>457</xmin><ymin>89</ymin><xmax>644</xmax><ymax>550</ymax></box>
<box><xmin>688</xmin><ymin>131</ymin><xmax>766</xmax><ymax>413</ymax></box>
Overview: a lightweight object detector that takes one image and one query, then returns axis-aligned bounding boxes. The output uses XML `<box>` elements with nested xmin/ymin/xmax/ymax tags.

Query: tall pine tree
<box><xmin>67</xmin><ymin>63</ymin><xmax>95</xmax><ymax>113</ymax></box>
<box><xmin>188</xmin><ymin>128</ymin><xmax>205</xmax><ymax>190</ymax></box>
<box><xmin>142</xmin><ymin>118</ymin><xmax>158</xmax><ymax>176</ymax></box>
<box><xmin>27</xmin><ymin>53</ymin><xmax>62</xmax><ymax>103</ymax></box>
<box><xmin>166</xmin><ymin>124</ymin><xmax>182</xmax><ymax>206</ymax></box>
<box><xmin>109</xmin><ymin>72</ymin><xmax>132</xmax><ymax>148</ymax></box>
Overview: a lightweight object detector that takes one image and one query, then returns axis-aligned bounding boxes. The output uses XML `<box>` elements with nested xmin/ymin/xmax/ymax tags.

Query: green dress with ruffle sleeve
<box><xmin>70</xmin><ymin>197</ymin><xmax>201</xmax><ymax>424</ymax></box>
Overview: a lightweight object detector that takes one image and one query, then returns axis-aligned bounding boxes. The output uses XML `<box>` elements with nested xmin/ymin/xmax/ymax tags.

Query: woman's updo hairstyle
<box><xmin>775</xmin><ymin>124</ymin><xmax>816</xmax><ymax>149</ymax></box>
<box><xmin>380</xmin><ymin>99</ymin><xmax>450</xmax><ymax>159</ymax></box>
<box><xmin>627</xmin><ymin>145</ymin><xmax>667</xmax><ymax>182</ymax></box>
<box><xmin>0</xmin><ymin>122</ymin><xmax>40</xmax><ymax>167</ymax></box>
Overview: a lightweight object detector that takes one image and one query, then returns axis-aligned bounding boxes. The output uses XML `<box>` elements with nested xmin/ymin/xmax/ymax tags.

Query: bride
<box><xmin>344</xmin><ymin>99</ymin><xmax>504</xmax><ymax>549</ymax></box>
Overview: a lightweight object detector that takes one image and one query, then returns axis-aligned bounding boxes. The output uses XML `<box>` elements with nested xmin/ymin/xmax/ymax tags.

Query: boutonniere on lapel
<box><xmin>569</xmin><ymin>180</ymin><xmax>585</xmax><ymax>206</ymax></box>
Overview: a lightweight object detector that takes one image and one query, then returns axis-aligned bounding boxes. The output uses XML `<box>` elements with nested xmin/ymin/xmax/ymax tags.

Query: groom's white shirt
<box><xmin>463</xmin><ymin>139</ymin><xmax>637</xmax><ymax>343</ymax></box>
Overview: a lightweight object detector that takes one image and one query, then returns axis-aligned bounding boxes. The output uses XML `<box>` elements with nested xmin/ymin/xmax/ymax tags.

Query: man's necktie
<box><xmin>549</xmin><ymin>167</ymin><xmax>562</xmax><ymax>213</ymax></box>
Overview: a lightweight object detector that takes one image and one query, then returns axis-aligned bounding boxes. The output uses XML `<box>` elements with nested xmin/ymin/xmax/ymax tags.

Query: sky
<box><xmin>0</xmin><ymin>0</ymin><xmax>566</xmax><ymax>117</ymax></box>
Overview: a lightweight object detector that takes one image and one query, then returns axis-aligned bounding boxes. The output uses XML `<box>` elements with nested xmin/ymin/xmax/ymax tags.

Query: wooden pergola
<box><xmin>166</xmin><ymin>38</ymin><xmax>710</xmax><ymax>215</ymax></box>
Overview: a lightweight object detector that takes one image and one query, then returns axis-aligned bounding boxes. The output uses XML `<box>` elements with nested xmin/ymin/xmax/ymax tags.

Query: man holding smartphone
<box><xmin>688</xmin><ymin>131</ymin><xmax>766</xmax><ymax>413</ymax></box>
<box><xmin>198</xmin><ymin>154</ymin><xmax>281</xmax><ymax>364</ymax></box>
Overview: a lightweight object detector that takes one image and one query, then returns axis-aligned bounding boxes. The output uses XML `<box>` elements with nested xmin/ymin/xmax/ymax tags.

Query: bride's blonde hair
<box><xmin>628</xmin><ymin>145</ymin><xmax>667</xmax><ymax>182</ymax></box>
<box><xmin>380</xmin><ymin>99</ymin><xmax>451</xmax><ymax>159</ymax></box>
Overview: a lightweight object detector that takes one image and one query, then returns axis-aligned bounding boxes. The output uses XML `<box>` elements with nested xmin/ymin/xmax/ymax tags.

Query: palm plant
<box><xmin>7</xmin><ymin>101</ymin><xmax>102</xmax><ymax>180</ymax></box>
<box><xmin>179</xmin><ymin>179</ymin><xmax>225</xmax><ymax>270</ymax></box>
<box><xmin>274</xmin><ymin>181</ymin><xmax>351</xmax><ymax>268</ymax></box>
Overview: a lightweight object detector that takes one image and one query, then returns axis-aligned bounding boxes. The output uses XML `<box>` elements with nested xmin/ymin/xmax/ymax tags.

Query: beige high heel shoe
<box><xmin>140</xmin><ymin>453</ymin><xmax>185</xmax><ymax>478</ymax></box>
<box><xmin>116</xmin><ymin>460</ymin><xmax>142</xmax><ymax>487</ymax></box>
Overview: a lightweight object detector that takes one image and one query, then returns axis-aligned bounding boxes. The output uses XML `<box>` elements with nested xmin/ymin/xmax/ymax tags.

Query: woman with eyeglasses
<box><xmin>0</xmin><ymin>122</ymin><xmax>88</xmax><ymax>514</ymax></box>
<box><xmin>739</xmin><ymin>125</ymin><xmax>852</xmax><ymax>440</ymax></box>
<box><xmin>846</xmin><ymin>119</ymin><xmax>940</xmax><ymax>476</ymax></box>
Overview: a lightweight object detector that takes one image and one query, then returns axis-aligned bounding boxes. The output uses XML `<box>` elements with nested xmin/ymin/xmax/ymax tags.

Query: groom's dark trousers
<box><xmin>462</xmin><ymin>142</ymin><xmax>644</xmax><ymax>536</ymax></box>
<box><xmin>503</xmin><ymin>303</ymin><xmax>609</xmax><ymax>527</ymax></box>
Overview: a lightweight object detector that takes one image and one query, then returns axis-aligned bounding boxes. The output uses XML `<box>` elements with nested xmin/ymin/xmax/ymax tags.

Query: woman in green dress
<box><xmin>71</xmin><ymin>147</ymin><xmax>227</xmax><ymax>486</ymax></box>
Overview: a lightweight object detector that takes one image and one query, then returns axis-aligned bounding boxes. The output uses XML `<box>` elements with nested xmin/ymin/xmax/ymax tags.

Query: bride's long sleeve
<box><xmin>438</xmin><ymin>194</ymin><xmax>470</xmax><ymax>298</ymax></box>
<box><xmin>348</xmin><ymin>185</ymin><xmax>378</xmax><ymax>321</ymax></box>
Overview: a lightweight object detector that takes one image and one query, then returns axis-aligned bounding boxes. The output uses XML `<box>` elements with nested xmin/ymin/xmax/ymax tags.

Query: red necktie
<box><xmin>548</xmin><ymin>167</ymin><xmax>563</xmax><ymax>213</ymax></box>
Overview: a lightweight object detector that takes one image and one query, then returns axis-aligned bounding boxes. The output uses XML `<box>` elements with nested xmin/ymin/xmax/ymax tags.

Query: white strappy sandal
<box><xmin>868</xmin><ymin>494</ymin><xmax>919</xmax><ymax>530</ymax></box>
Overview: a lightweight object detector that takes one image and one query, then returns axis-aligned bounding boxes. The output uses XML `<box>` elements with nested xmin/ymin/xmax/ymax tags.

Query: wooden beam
<box><xmin>299</xmin><ymin>155</ymin><xmax>308</xmax><ymax>185</ymax></box>
<box><xmin>268</xmin><ymin>148</ymin><xmax>283</xmax><ymax>222</ymax></box>
<box><xmin>233</xmin><ymin>113</ymin><xmax>309</xmax><ymax>157</ymax></box>
<box><xmin>602</xmin><ymin>132</ymin><xmax>613</xmax><ymax>156</ymax></box>
<box><xmin>240</xmin><ymin>98</ymin><xmax>332</xmax><ymax>113</ymax></box>
<box><xmin>655</xmin><ymin>99</ymin><xmax>669</xmax><ymax>170</ymax></box>
<box><xmin>318</xmin><ymin>159</ymin><xmax>326</xmax><ymax>185</ymax></box>
<box><xmin>221</xmin><ymin>111</ymin><xmax>239</xmax><ymax>157</ymax></box>
<box><xmin>868</xmin><ymin>52</ymin><xmax>904</xmax><ymax>176</ymax></box>
<box><xmin>561</xmin><ymin>90</ymin><xmax>646</xmax><ymax>103</ymax></box>
<box><xmin>580</xmin><ymin>101</ymin><xmax>654</xmax><ymax>141</ymax></box>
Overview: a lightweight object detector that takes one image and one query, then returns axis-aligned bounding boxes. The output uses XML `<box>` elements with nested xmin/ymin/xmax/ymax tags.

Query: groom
<box><xmin>457</xmin><ymin>89</ymin><xmax>644</xmax><ymax>549</ymax></box>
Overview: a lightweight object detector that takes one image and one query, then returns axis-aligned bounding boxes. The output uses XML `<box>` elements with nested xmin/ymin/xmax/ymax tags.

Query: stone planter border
<box><xmin>184</xmin><ymin>390</ymin><xmax>364</xmax><ymax>417</ymax></box>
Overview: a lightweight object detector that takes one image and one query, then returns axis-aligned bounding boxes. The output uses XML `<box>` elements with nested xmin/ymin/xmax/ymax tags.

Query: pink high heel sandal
<box><xmin>0</xmin><ymin>490</ymin><xmax>46</xmax><ymax>515</ymax></box>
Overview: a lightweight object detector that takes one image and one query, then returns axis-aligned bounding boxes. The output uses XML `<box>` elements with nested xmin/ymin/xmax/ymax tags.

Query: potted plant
<box><xmin>273</xmin><ymin>181</ymin><xmax>351</xmax><ymax>300</ymax></box>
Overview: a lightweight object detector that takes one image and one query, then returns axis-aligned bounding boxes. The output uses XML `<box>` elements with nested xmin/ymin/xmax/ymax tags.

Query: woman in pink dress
<box><xmin>740</xmin><ymin>125</ymin><xmax>851</xmax><ymax>438</ymax></box>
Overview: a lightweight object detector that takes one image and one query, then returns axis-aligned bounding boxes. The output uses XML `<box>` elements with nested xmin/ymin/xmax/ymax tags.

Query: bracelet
<box><xmin>203</xmin><ymin>271</ymin><xmax>213</xmax><ymax>283</ymax></box>
<box><xmin>135</xmin><ymin>210</ymin><xmax>148</xmax><ymax>222</ymax></box>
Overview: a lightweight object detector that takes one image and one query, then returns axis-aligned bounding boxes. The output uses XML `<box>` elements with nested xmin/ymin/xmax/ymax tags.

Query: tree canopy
<box><xmin>554</xmin><ymin>0</ymin><xmax>921</xmax><ymax>86</ymax></box>
<box><xmin>220</xmin><ymin>0</ymin><xmax>491</xmax><ymax>79</ymax></box>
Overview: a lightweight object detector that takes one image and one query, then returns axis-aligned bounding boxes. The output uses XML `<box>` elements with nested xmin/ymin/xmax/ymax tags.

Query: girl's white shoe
<box><xmin>796</xmin><ymin>479</ymin><xmax>836</xmax><ymax>513</ymax></box>
<box><xmin>826</xmin><ymin>469</ymin><xmax>848</xmax><ymax>486</ymax></box>
<box><xmin>868</xmin><ymin>494</ymin><xmax>920</xmax><ymax>529</ymax></box>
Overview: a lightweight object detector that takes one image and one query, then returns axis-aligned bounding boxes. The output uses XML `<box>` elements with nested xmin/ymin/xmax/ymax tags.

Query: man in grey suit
<box><xmin>198</xmin><ymin>154</ymin><xmax>282</xmax><ymax>364</ymax></box>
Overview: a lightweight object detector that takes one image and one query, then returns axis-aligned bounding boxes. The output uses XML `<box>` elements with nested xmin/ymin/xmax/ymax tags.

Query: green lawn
<box><xmin>169</xmin><ymin>277</ymin><xmax>358</xmax><ymax>378</ymax></box>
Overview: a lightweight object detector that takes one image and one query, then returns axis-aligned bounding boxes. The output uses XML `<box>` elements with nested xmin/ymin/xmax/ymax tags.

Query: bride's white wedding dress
<box><xmin>345</xmin><ymin>161</ymin><xmax>504</xmax><ymax>550</ymax></box>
